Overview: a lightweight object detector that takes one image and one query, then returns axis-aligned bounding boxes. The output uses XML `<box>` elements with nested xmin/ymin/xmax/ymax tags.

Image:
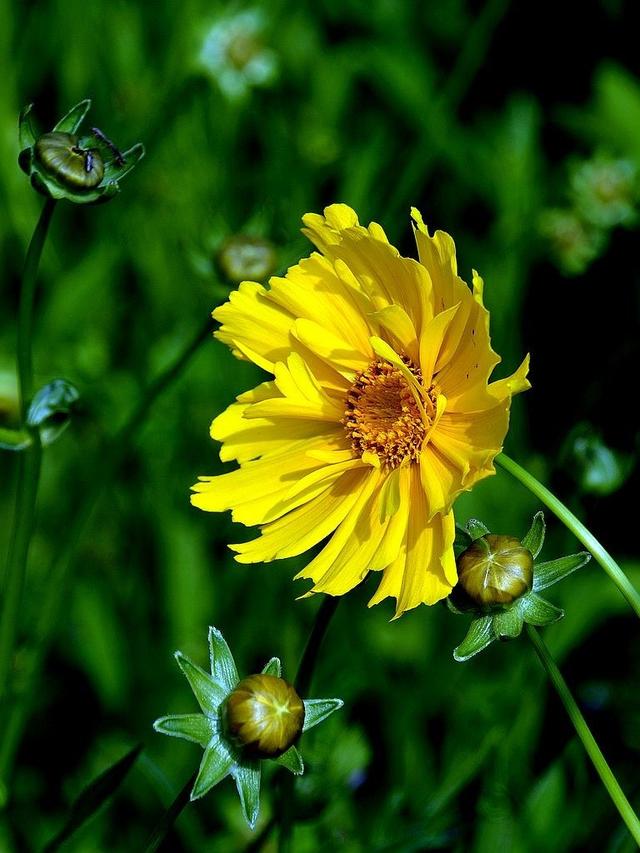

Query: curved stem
<box><xmin>496</xmin><ymin>453</ymin><xmax>640</xmax><ymax>618</ymax></box>
<box><xmin>527</xmin><ymin>626</ymin><xmax>640</xmax><ymax>845</ymax></box>
<box><xmin>0</xmin><ymin>200</ymin><xmax>55</xmax><ymax>715</ymax></box>
<box><xmin>278</xmin><ymin>596</ymin><xmax>341</xmax><ymax>853</ymax></box>
<box><xmin>0</xmin><ymin>320</ymin><xmax>211</xmax><ymax>791</ymax></box>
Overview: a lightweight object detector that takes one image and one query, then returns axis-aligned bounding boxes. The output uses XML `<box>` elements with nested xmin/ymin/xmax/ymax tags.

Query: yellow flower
<box><xmin>191</xmin><ymin>205</ymin><xmax>530</xmax><ymax>617</ymax></box>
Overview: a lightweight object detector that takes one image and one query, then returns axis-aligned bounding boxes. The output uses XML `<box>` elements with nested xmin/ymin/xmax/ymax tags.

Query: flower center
<box><xmin>344</xmin><ymin>359</ymin><xmax>434</xmax><ymax>468</ymax></box>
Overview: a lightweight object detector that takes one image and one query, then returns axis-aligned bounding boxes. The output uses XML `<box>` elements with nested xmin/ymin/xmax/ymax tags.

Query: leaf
<box><xmin>0</xmin><ymin>426</ymin><xmax>32</xmax><ymax>451</ymax></box>
<box><xmin>521</xmin><ymin>511</ymin><xmax>545</xmax><ymax>558</ymax></box>
<box><xmin>153</xmin><ymin>714</ymin><xmax>215</xmax><ymax>747</ymax></box>
<box><xmin>533</xmin><ymin>552</ymin><xmax>591</xmax><ymax>592</ymax></box>
<box><xmin>261</xmin><ymin>656</ymin><xmax>281</xmax><ymax>677</ymax></box>
<box><xmin>466</xmin><ymin>518</ymin><xmax>490</xmax><ymax>540</ymax></box>
<box><xmin>521</xmin><ymin>593</ymin><xmax>564</xmax><ymax>626</ymax></box>
<box><xmin>190</xmin><ymin>735</ymin><xmax>235</xmax><ymax>800</ymax></box>
<box><xmin>453</xmin><ymin>616</ymin><xmax>494</xmax><ymax>662</ymax></box>
<box><xmin>174</xmin><ymin>651</ymin><xmax>226</xmax><ymax>715</ymax></box>
<box><xmin>275</xmin><ymin>745</ymin><xmax>304</xmax><ymax>775</ymax></box>
<box><xmin>302</xmin><ymin>698</ymin><xmax>344</xmax><ymax>732</ymax></box>
<box><xmin>53</xmin><ymin>99</ymin><xmax>91</xmax><ymax>134</ymax></box>
<box><xmin>231</xmin><ymin>761</ymin><xmax>261</xmax><ymax>829</ymax></box>
<box><xmin>43</xmin><ymin>744</ymin><xmax>141</xmax><ymax>852</ymax></box>
<box><xmin>208</xmin><ymin>626</ymin><xmax>239</xmax><ymax>691</ymax></box>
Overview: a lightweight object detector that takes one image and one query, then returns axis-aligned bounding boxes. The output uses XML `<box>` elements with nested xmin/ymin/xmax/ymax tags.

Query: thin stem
<box><xmin>496</xmin><ymin>453</ymin><xmax>640</xmax><ymax>618</ymax></box>
<box><xmin>0</xmin><ymin>200</ymin><xmax>55</xmax><ymax>712</ymax></box>
<box><xmin>527</xmin><ymin>626</ymin><xmax>640</xmax><ymax>845</ymax></box>
<box><xmin>278</xmin><ymin>596</ymin><xmax>341</xmax><ymax>853</ymax></box>
<box><xmin>0</xmin><ymin>319</ymin><xmax>211</xmax><ymax>790</ymax></box>
<box><xmin>144</xmin><ymin>771</ymin><xmax>196</xmax><ymax>853</ymax></box>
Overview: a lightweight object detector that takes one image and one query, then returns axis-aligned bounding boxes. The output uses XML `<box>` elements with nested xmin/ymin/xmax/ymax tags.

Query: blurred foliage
<box><xmin>1</xmin><ymin>0</ymin><xmax>640</xmax><ymax>850</ymax></box>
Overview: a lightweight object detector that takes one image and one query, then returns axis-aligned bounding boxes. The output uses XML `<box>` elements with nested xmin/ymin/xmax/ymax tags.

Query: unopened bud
<box><xmin>218</xmin><ymin>235</ymin><xmax>276</xmax><ymax>282</ymax></box>
<box><xmin>225</xmin><ymin>674</ymin><xmax>305</xmax><ymax>758</ymax></box>
<box><xmin>457</xmin><ymin>534</ymin><xmax>533</xmax><ymax>607</ymax></box>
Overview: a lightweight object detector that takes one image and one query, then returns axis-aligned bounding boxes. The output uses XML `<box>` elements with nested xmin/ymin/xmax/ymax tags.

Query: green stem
<box><xmin>527</xmin><ymin>626</ymin><xmax>640</xmax><ymax>845</ymax></box>
<box><xmin>278</xmin><ymin>596</ymin><xmax>341</xmax><ymax>853</ymax></box>
<box><xmin>0</xmin><ymin>200</ymin><xmax>55</xmax><ymax>719</ymax></box>
<box><xmin>496</xmin><ymin>453</ymin><xmax>640</xmax><ymax>618</ymax></box>
<box><xmin>144</xmin><ymin>771</ymin><xmax>196</xmax><ymax>853</ymax></box>
<box><xmin>0</xmin><ymin>319</ymin><xmax>211</xmax><ymax>793</ymax></box>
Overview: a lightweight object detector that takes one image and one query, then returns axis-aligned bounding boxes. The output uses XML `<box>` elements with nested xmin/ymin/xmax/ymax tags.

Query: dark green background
<box><xmin>1</xmin><ymin>0</ymin><xmax>639</xmax><ymax>849</ymax></box>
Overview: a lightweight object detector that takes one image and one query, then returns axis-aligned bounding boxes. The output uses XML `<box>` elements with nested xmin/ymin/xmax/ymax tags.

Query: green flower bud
<box><xmin>457</xmin><ymin>534</ymin><xmax>533</xmax><ymax>607</ymax></box>
<box><xmin>218</xmin><ymin>235</ymin><xmax>277</xmax><ymax>282</ymax></box>
<box><xmin>35</xmin><ymin>132</ymin><xmax>105</xmax><ymax>189</ymax></box>
<box><xmin>225</xmin><ymin>674</ymin><xmax>305</xmax><ymax>758</ymax></box>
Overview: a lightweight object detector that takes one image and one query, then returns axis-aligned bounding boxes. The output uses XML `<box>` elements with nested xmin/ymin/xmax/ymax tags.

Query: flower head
<box><xmin>449</xmin><ymin>514</ymin><xmax>591</xmax><ymax>661</ymax></box>
<box><xmin>192</xmin><ymin>205</ymin><xmax>530</xmax><ymax>617</ymax></box>
<box><xmin>18</xmin><ymin>99</ymin><xmax>144</xmax><ymax>204</ymax></box>
<box><xmin>154</xmin><ymin>627</ymin><xmax>343</xmax><ymax>829</ymax></box>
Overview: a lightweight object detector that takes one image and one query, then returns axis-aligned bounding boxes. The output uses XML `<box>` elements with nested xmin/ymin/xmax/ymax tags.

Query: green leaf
<box><xmin>466</xmin><ymin>518</ymin><xmax>490</xmax><ymax>540</ymax></box>
<box><xmin>18</xmin><ymin>103</ymin><xmax>36</xmax><ymax>151</ymax></box>
<box><xmin>453</xmin><ymin>616</ymin><xmax>494</xmax><ymax>662</ymax></box>
<box><xmin>261</xmin><ymin>656</ymin><xmax>281</xmax><ymax>677</ymax></box>
<box><xmin>302</xmin><ymin>698</ymin><xmax>344</xmax><ymax>732</ymax></box>
<box><xmin>153</xmin><ymin>714</ymin><xmax>215</xmax><ymax>747</ymax></box>
<box><xmin>191</xmin><ymin>735</ymin><xmax>235</xmax><ymax>800</ymax></box>
<box><xmin>42</xmin><ymin>744</ymin><xmax>141</xmax><ymax>852</ymax></box>
<box><xmin>0</xmin><ymin>426</ymin><xmax>32</xmax><ymax>451</ymax></box>
<box><xmin>231</xmin><ymin>761</ymin><xmax>261</xmax><ymax>829</ymax></box>
<box><xmin>174</xmin><ymin>651</ymin><xmax>226</xmax><ymax>715</ymax></box>
<box><xmin>454</xmin><ymin>524</ymin><xmax>472</xmax><ymax>558</ymax></box>
<box><xmin>275</xmin><ymin>745</ymin><xmax>304</xmax><ymax>775</ymax></box>
<box><xmin>53</xmin><ymin>99</ymin><xmax>91</xmax><ymax>134</ymax></box>
<box><xmin>492</xmin><ymin>607</ymin><xmax>524</xmax><ymax>640</ymax></box>
<box><xmin>208</xmin><ymin>626</ymin><xmax>239</xmax><ymax>691</ymax></box>
<box><xmin>533</xmin><ymin>553</ymin><xmax>591</xmax><ymax>591</ymax></box>
<box><xmin>27</xmin><ymin>379</ymin><xmax>80</xmax><ymax>446</ymax></box>
<box><xmin>522</xmin><ymin>511</ymin><xmax>545</xmax><ymax>558</ymax></box>
<box><xmin>521</xmin><ymin>593</ymin><xmax>564</xmax><ymax>626</ymax></box>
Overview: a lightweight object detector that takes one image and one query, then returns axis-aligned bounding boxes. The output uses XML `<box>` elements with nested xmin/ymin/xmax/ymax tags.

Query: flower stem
<box><xmin>144</xmin><ymin>771</ymin><xmax>196</xmax><ymax>853</ymax></box>
<box><xmin>0</xmin><ymin>199</ymin><xmax>55</xmax><ymax>719</ymax></box>
<box><xmin>278</xmin><ymin>596</ymin><xmax>341</xmax><ymax>853</ymax></box>
<box><xmin>496</xmin><ymin>453</ymin><xmax>640</xmax><ymax>618</ymax></box>
<box><xmin>0</xmin><ymin>320</ymin><xmax>211</xmax><ymax>793</ymax></box>
<box><xmin>526</xmin><ymin>626</ymin><xmax>640</xmax><ymax>845</ymax></box>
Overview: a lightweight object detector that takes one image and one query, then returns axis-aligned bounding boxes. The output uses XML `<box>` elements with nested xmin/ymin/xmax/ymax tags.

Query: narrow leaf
<box><xmin>275</xmin><ymin>745</ymin><xmax>304</xmax><ymax>775</ymax></box>
<box><xmin>453</xmin><ymin>616</ymin><xmax>494</xmax><ymax>662</ymax></box>
<box><xmin>153</xmin><ymin>714</ymin><xmax>215</xmax><ymax>747</ymax></box>
<box><xmin>54</xmin><ymin>99</ymin><xmax>91</xmax><ymax>133</ymax></box>
<box><xmin>191</xmin><ymin>736</ymin><xmax>235</xmax><ymax>800</ymax></box>
<box><xmin>521</xmin><ymin>593</ymin><xmax>564</xmax><ymax>626</ymax></box>
<box><xmin>174</xmin><ymin>651</ymin><xmax>226</xmax><ymax>714</ymax></box>
<box><xmin>208</xmin><ymin>626</ymin><xmax>239</xmax><ymax>691</ymax></box>
<box><xmin>261</xmin><ymin>656</ymin><xmax>281</xmax><ymax>677</ymax></box>
<box><xmin>231</xmin><ymin>761</ymin><xmax>261</xmax><ymax>829</ymax></box>
<box><xmin>43</xmin><ymin>744</ymin><xmax>141</xmax><ymax>852</ymax></box>
<box><xmin>533</xmin><ymin>553</ymin><xmax>591</xmax><ymax>591</ymax></box>
<box><xmin>522</xmin><ymin>511</ymin><xmax>546</xmax><ymax>558</ymax></box>
<box><xmin>466</xmin><ymin>518</ymin><xmax>490</xmax><ymax>540</ymax></box>
<box><xmin>302</xmin><ymin>698</ymin><xmax>344</xmax><ymax>732</ymax></box>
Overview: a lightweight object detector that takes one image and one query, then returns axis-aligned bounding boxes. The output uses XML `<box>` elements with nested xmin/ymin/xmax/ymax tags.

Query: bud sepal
<box><xmin>18</xmin><ymin>100</ymin><xmax>144</xmax><ymax>204</ymax></box>
<box><xmin>153</xmin><ymin>627</ymin><xmax>343</xmax><ymax>829</ymax></box>
<box><xmin>449</xmin><ymin>512</ymin><xmax>590</xmax><ymax>662</ymax></box>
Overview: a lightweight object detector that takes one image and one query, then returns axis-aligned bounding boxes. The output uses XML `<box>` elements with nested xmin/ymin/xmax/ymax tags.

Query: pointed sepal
<box><xmin>302</xmin><ymin>698</ymin><xmax>344</xmax><ymax>733</ymax></box>
<box><xmin>27</xmin><ymin>379</ymin><xmax>80</xmax><ymax>446</ymax></box>
<box><xmin>261</xmin><ymin>657</ymin><xmax>282</xmax><ymax>677</ymax></box>
<box><xmin>190</xmin><ymin>734</ymin><xmax>235</xmax><ymax>800</ymax></box>
<box><xmin>521</xmin><ymin>593</ymin><xmax>564</xmax><ymax>626</ymax></box>
<box><xmin>275</xmin><ymin>745</ymin><xmax>304</xmax><ymax>775</ymax></box>
<box><xmin>453</xmin><ymin>616</ymin><xmax>494</xmax><ymax>662</ymax></box>
<box><xmin>153</xmin><ymin>714</ymin><xmax>215</xmax><ymax>747</ymax></box>
<box><xmin>466</xmin><ymin>518</ymin><xmax>490</xmax><ymax>540</ymax></box>
<box><xmin>208</xmin><ymin>625</ymin><xmax>239</xmax><ymax>691</ymax></box>
<box><xmin>522</xmin><ymin>511</ymin><xmax>546</xmax><ymax>558</ymax></box>
<box><xmin>18</xmin><ymin>103</ymin><xmax>36</xmax><ymax>153</ymax></box>
<box><xmin>454</xmin><ymin>524</ymin><xmax>472</xmax><ymax>558</ymax></box>
<box><xmin>493</xmin><ymin>606</ymin><xmax>525</xmax><ymax>640</ymax></box>
<box><xmin>231</xmin><ymin>762</ymin><xmax>261</xmax><ymax>829</ymax></box>
<box><xmin>533</xmin><ymin>552</ymin><xmax>591</xmax><ymax>591</ymax></box>
<box><xmin>53</xmin><ymin>99</ymin><xmax>92</xmax><ymax>133</ymax></box>
<box><xmin>174</xmin><ymin>651</ymin><xmax>226</xmax><ymax>715</ymax></box>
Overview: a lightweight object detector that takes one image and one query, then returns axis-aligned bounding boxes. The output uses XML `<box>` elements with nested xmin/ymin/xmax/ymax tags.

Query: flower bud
<box><xmin>225</xmin><ymin>674</ymin><xmax>305</xmax><ymax>758</ymax></box>
<box><xmin>456</xmin><ymin>534</ymin><xmax>533</xmax><ymax>607</ymax></box>
<box><xmin>35</xmin><ymin>132</ymin><xmax>105</xmax><ymax>189</ymax></box>
<box><xmin>218</xmin><ymin>235</ymin><xmax>276</xmax><ymax>283</ymax></box>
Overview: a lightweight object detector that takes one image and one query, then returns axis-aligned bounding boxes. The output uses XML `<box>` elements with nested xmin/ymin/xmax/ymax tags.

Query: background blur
<box><xmin>1</xmin><ymin>0</ymin><xmax>640</xmax><ymax>850</ymax></box>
